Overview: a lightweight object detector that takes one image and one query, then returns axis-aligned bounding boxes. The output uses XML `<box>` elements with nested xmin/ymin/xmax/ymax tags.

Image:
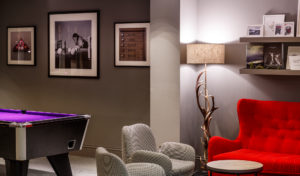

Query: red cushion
<box><xmin>213</xmin><ymin>149</ymin><xmax>300</xmax><ymax>175</ymax></box>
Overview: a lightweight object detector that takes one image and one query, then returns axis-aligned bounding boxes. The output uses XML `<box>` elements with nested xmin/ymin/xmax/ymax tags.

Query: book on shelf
<box><xmin>263</xmin><ymin>43</ymin><xmax>284</xmax><ymax>69</ymax></box>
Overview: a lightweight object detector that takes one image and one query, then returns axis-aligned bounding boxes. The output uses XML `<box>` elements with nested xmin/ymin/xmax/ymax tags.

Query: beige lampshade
<box><xmin>187</xmin><ymin>44</ymin><xmax>225</xmax><ymax>64</ymax></box>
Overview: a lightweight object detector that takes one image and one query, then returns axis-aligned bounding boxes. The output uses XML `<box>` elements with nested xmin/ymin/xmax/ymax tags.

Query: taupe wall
<box><xmin>0</xmin><ymin>0</ymin><xmax>150</xmax><ymax>155</ymax></box>
<box><xmin>180</xmin><ymin>0</ymin><xmax>300</xmax><ymax>160</ymax></box>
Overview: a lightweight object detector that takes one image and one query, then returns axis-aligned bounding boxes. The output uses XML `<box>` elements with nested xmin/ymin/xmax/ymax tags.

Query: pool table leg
<box><xmin>47</xmin><ymin>153</ymin><xmax>72</xmax><ymax>176</ymax></box>
<box><xmin>5</xmin><ymin>159</ymin><xmax>29</xmax><ymax>176</ymax></box>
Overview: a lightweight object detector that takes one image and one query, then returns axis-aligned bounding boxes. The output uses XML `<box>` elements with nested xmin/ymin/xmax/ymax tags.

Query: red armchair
<box><xmin>208</xmin><ymin>99</ymin><xmax>300</xmax><ymax>175</ymax></box>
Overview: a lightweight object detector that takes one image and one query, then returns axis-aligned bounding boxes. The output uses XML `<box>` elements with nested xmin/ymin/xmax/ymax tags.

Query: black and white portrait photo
<box><xmin>55</xmin><ymin>20</ymin><xmax>92</xmax><ymax>69</ymax></box>
<box><xmin>49</xmin><ymin>11</ymin><xmax>99</xmax><ymax>77</ymax></box>
<box><xmin>7</xmin><ymin>27</ymin><xmax>35</xmax><ymax>65</ymax></box>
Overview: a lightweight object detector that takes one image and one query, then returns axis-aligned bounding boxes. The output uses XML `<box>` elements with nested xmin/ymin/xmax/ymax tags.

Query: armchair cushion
<box><xmin>160</xmin><ymin>142</ymin><xmax>195</xmax><ymax>161</ymax></box>
<box><xmin>131</xmin><ymin>150</ymin><xmax>172</xmax><ymax>174</ymax></box>
<box><xmin>96</xmin><ymin>147</ymin><xmax>129</xmax><ymax>176</ymax></box>
<box><xmin>169</xmin><ymin>159</ymin><xmax>195</xmax><ymax>176</ymax></box>
<box><xmin>96</xmin><ymin>147</ymin><xmax>166</xmax><ymax>176</ymax></box>
<box><xmin>122</xmin><ymin>123</ymin><xmax>157</xmax><ymax>163</ymax></box>
<box><xmin>126</xmin><ymin>163</ymin><xmax>165</xmax><ymax>176</ymax></box>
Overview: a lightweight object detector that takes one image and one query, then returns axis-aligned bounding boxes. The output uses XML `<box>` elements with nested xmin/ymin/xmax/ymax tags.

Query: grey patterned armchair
<box><xmin>96</xmin><ymin>147</ymin><xmax>165</xmax><ymax>176</ymax></box>
<box><xmin>122</xmin><ymin>123</ymin><xmax>195</xmax><ymax>176</ymax></box>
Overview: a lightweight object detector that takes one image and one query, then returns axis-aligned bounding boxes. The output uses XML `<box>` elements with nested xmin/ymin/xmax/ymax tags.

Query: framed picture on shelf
<box><xmin>283</xmin><ymin>22</ymin><xmax>294</xmax><ymax>37</ymax></box>
<box><xmin>274</xmin><ymin>22</ymin><xmax>294</xmax><ymax>37</ymax></box>
<box><xmin>287</xmin><ymin>46</ymin><xmax>300</xmax><ymax>70</ymax></box>
<box><xmin>7</xmin><ymin>26</ymin><xmax>36</xmax><ymax>66</ymax></box>
<box><xmin>263</xmin><ymin>14</ymin><xmax>285</xmax><ymax>37</ymax></box>
<box><xmin>48</xmin><ymin>11</ymin><xmax>99</xmax><ymax>78</ymax></box>
<box><xmin>246</xmin><ymin>44</ymin><xmax>264</xmax><ymax>69</ymax></box>
<box><xmin>247</xmin><ymin>25</ymin><xmax>263</xmax><ymax>37</ymax></box>
<box><xmin>115</xmin><ymin>23</ymin><xmax>150</xmax><ymax>66</ymax></box>
<box><xmin>264</xmin><ymin>43</ymin><xmax>284</xmax><ymax>69</ymax></box>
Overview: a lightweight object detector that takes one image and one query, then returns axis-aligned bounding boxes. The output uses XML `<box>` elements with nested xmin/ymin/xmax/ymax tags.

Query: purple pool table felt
<box><xmin>0</xmin><ymin>109</ymin><xmax>76</xmax><ymax>123</ymax></box>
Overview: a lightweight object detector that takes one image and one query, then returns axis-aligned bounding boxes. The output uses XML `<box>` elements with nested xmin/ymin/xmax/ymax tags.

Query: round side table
<box><xmin>207</xmin><ymin>160</ymin><xmax>263</xmax><ymax>176</ymax></box>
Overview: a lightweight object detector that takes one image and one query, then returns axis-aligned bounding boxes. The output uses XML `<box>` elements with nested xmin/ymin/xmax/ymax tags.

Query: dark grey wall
<box><xmin>180</xmin><ymin>0</ymin><xmax>300</xmax><ymax>160</ymax></box>
<box><xmin>0</xmin><ymin>0</ymin><xmax>150</xmax><ymax>154</ymax></box>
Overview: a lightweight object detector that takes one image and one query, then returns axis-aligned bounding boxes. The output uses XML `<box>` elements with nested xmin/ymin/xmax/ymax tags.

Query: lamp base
<box><xmin>193</xmin><ymin>170</ymin><xmax>208</xmax><ymax>176</ymax></box>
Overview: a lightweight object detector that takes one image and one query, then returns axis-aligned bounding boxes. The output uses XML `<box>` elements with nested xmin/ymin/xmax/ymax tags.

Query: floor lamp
<box><xmin>187</xmin><ymin>43</ymin><xmax>225</xmax><ymax>170</ymax></box>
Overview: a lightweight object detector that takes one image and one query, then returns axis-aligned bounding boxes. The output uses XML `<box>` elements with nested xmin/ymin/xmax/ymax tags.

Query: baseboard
<box><xmin>70</xmin><ymin>145</ymin><xmax>122</xmax><ymax>157</ymax></box>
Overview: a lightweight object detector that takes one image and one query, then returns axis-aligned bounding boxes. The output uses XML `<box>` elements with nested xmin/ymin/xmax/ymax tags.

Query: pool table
<box><xmin>0</xmin><ymin>108</ymin><xmax>90</xmax><ymax>176</ymax></box>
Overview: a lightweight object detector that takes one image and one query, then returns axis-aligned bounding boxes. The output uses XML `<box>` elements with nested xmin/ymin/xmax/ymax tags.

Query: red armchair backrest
<box><xmin>237</xmin><ymin>99</ymin><xmax>300</xmax><ymax>155</ymax></box>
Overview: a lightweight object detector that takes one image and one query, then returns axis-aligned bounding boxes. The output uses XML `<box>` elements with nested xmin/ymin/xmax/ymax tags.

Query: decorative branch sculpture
<box><xmin>195</xmin><ymin>65</ymin><xmax>218</xmax><ymax>169</ymax></box>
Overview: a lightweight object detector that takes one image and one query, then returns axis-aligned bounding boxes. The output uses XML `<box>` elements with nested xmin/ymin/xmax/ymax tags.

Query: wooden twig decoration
<box><xmin>195</xmin><ymin>64</ymin><xmax>218</xmax><ymax>168</ymax></box>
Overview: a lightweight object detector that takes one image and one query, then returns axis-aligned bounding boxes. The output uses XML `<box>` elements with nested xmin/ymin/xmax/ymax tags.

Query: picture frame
<box><xmin>287</xmin><ymin>46</ymin><xmax>300</xmax><ymax>69</ymax></box>
<box><xmin>246</xmin><ymin>44</ymin><xmax>264</xmax><ymax>69</ymax></box>
<box><xmin>274</xmin><ymin>22</ymin><xmax>294</xmax><ymax>37</ymax></box>
<box><xmin>263</xmin><ymin>43</ymin><xmax>284</xmax><ymax>69</ymax></box>
<box><xmin>247</xmin><ymin>25</ymin><xmax>263</xmax><ymax>37</ymax></box>
<box><xmin>48</xmin><ymin>11</ymin><xmax>99</xmax><ymax>78</ymax></box>
<box><xmin>263</xmin><ymin>14</ymin><xmax>285</xmax><ymax>37</ymax></box>
<box><xmin>7</xmin><ymin>26</ymin><xmax>36</xmax><ymax>66</ymax></box>
<box><xmin>283</xmin><ymin>22</ymin><xmax>295</xmax><ymax>37</ymax></box>
<box><xmin>115</xmin><ymin>22</ymin><xmax>150</xmax><ymax>67</ymax></box>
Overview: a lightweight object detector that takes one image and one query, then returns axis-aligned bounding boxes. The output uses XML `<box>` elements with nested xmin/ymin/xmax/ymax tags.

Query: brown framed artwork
<box><xmin>7</xmin><ymin>26</ymin><xmax>36</xmax><ymax>66</ymax></box>
<box><xmin>115</xmin><ymin>23</ymin><xmax>150</xmax><ymax>66</ymax></box>
<box><xmin>48</xmin><ymin>10</ymin><xmax>99</xmax><ymax>78</ymax></box>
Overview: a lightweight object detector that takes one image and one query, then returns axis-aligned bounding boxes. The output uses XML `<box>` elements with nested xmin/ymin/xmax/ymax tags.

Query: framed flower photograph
<box><xmin>115</xmin><ymin>23</ymin><xmax>150</xmax><ymax>66</ymax></box>
<box><xmin>48</xmin><ymin>11</ymin><xmax>99</xmax><ymax>78</ymax></box>
<box><xmin>7</xmin><ymin>26</ymin><xmax>36</xmax><ymax>66</ymax></box>
<box><xmin>274</xmin><ymin>22</ymin><xmax>294</xmax><ymax>37</ymax></box>
<box><xmin>283</xmin><ymin>22</ymin><xmax>294</xmax><ymax>37</ymax></box>
<box><xmin>263</xmin><ymin>14</ymin><xmax>285</xmax><ymax>37</ymax></box>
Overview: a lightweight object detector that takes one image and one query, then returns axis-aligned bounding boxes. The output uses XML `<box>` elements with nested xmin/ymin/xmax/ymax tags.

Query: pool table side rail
<box><xmin>0</xmin><ymin>108</ymin><xmax>77</xmax><ymax>116</ymax></box>
<box><xmin>0</xmin><ymin>108</ymin><xmax>91</xmax><ymax>127</ymax></box>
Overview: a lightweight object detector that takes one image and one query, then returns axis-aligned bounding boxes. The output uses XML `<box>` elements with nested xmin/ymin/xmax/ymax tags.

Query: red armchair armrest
<box><xmin>208</xmin><ymin>136</ymin><xmax>242</xmax><ymax>161</ymax></box>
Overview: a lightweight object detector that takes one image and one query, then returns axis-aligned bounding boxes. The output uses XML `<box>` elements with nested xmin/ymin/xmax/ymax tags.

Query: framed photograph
<box><xmin>115</xmin><ymin>23</ymin><xmax>150</xmax><ymax>66</ymax></box>
<box><xmin>288</xmin><ymin>55</ymin><xmax>300</xmax><ymax>70</ymax></box>
<box><xmin>274</xmin><ymin>22</ymin><xmax>294</xmax><ymax>37</ymax></box>
<box><xmin>287</xmin><ymin>46</ymin><xmax>300</xmax><ymax>69</ymax></box>
<box><xmin>48</xmin><ymin>11</ymin><xmax>99</xmax><ymax>78</ymax></box>
<box><xmin>7</xmin><ymin>27</ymin><xmax>36</xmax><ymax>66</ymax></box>
<box><xmin>263</xmin><ymin>43</ymin><xmax>284</xmax><ymax>69</ymax></box>
<box><xmin>247</xmin><ymin>25</ymin><xmax>263</xmax><ymax>37</ymax></box>
<box><xmin>283</xmin><ymin>22</ymin><xmax>294</xmax><ymax>37</ymax></box>
<box><xmin>246</xmin><ymin>44</ymin><xmax>264</xmax><ymax>69</ymax></box>
<box><xmin>263</xmin><ymin>14</ymin><xmax>285</xmax><ymax>37</ymax></box>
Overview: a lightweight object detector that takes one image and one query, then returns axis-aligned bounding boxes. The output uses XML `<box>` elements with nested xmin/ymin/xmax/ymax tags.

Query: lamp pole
<box><xmin>196</xmin><ymin>64</ymin><xmax>218</xmax><ymax>170</ymax></box>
